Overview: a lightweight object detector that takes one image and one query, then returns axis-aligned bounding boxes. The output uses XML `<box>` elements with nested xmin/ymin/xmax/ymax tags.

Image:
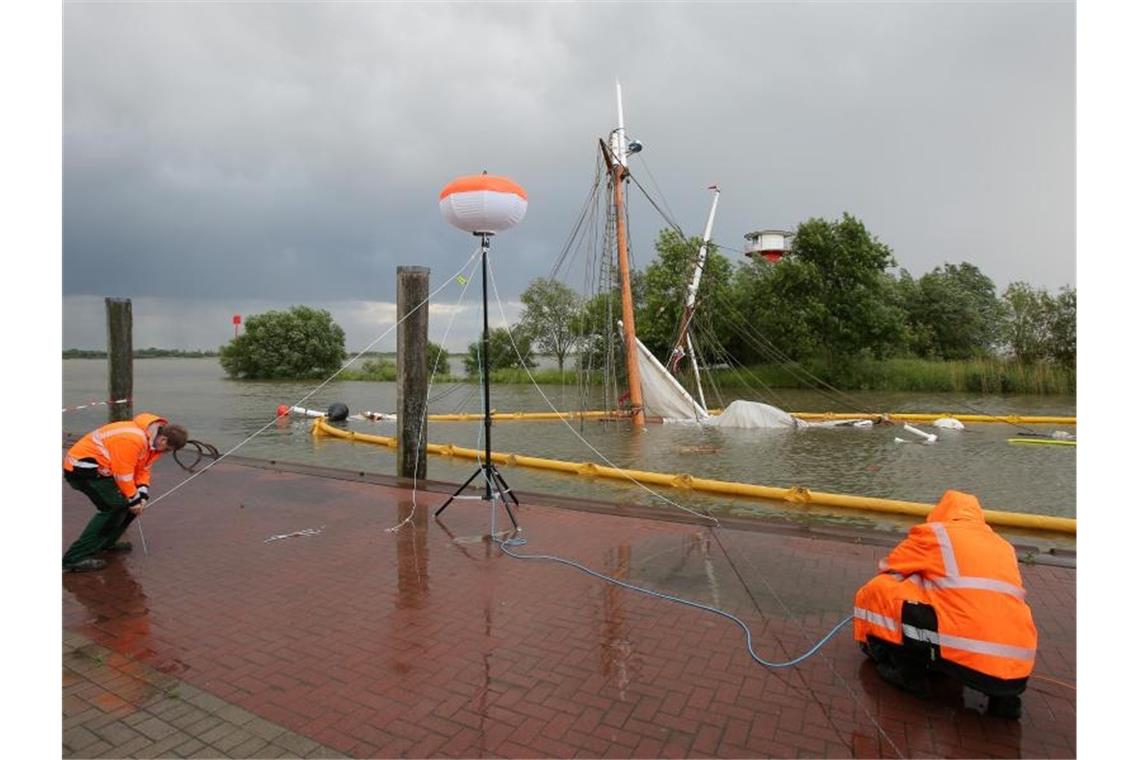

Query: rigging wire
<box><xmin>486</xmin><ymin>258</ymin><xmax>718</xmax><ymax>527</ymax></box>
<box><xmin>631</xmin><ymin>153</ymin><xmax>681</xmax><ymax>233</ymax></box>
<box><xmin>625</xmin><ymin>164</ymin><xmax>685</xmax><ymax>237</ymax></box>
<box><xmin>623</xmin><ymin>165</ymin><xmax>1068</xmax><ymax>434</ymax></box>
<box><xmin>619</xmin><ymin>169</ymin><xmax>871</xmax><ymax>411</ymax></box>
<box><xmin>548</xmin><ymin>155</ymin><xmax>605</xmax><ymax>283</ymax></box>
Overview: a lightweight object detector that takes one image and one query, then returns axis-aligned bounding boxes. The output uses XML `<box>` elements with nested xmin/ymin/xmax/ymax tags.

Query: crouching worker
<box><xmin>63</xmin><ymin>413</ymin><xmax>188</xmax><ymax>572</ymax></box>
<box><xmin>853</xmin><ymin>490</ymin><xmax>1037</xmax><ymax>719</ymax></box>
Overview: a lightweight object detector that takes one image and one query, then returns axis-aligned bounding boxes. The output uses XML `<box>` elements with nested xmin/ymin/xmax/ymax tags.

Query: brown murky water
<box><xmin>63</xmin><ymin>358</ymin><xmax>1076</xmax><ymax>543</ymax></box>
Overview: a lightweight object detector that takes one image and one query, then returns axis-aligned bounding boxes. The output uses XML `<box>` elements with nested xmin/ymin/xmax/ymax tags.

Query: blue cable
<box><xmin>475</xmin><ymin>440</ymin><xmax>850</xmax><ymax>669</ymax></box>
<box><xmin>491</xmin><ymin>531</ymin><xmax>852</xmax><ymax>669</ymax></box>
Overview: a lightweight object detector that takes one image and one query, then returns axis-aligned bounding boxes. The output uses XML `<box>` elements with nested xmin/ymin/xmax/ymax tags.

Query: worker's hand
<box><xmin>129</xmin><ymin>498</ymin><xmax>148</xmax><ymax>516</ymax></box>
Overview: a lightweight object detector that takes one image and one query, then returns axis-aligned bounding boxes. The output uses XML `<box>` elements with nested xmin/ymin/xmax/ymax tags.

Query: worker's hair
<box><xmin>161</xmin><ymin>424</ymin><xmax>189</xmax><ymax>451</ymax></box>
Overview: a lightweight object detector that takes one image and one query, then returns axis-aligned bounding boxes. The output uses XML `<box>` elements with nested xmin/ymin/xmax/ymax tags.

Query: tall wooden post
<box><xmin>396</xmin><ymin>266</ymin><xmax>430</xmax><ymax>484</ymax></box>
<box><xmin>105</xmin><ymin>297</ymin><xmax>133</xmax><ymax>422</ymax></box>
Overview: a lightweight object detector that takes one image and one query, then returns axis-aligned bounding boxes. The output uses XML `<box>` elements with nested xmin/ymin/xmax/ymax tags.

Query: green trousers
<box><xmin>63</xmin><ymin>471</ymin><xmax>136</xmax><ymax>567</ymax></box>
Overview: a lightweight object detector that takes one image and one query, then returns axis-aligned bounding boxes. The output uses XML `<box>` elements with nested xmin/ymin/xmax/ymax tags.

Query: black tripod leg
<box><xmin>491</xmin><ymin>466</ymin><xmax>520</xmax><ymax>506</ymax></box>
<box><xmin>488</xmin><ymin>467</ymin><xmax>520</xmax><ymax>529</ymax></box>
<box><xmin>435</xmin><ymin>468</ymin><xmax>484</xmax><ymax>516</ymax></box>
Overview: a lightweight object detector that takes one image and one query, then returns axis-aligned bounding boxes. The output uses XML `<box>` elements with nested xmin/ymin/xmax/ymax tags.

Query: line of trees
<box><xmin>515</xmin><ymin>214</ymin><xmax>1075</xmax><ymax>372</ymax></box>
<box><xmin>63</xmin><ymin>348</ymin><xmax>220</xmax><ymax>359</ymax></box>
<box><xmin>214</xmin><ymin>213</ymin><xmax>1073</xmax><ymax>383</ymax></box>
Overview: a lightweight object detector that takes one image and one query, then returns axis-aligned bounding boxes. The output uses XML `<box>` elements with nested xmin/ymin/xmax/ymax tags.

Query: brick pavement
<box><xmin>63</xmin><ymin>629</ymin><xmax>344</xmax><ymax>758</ymax></box>
<box><xmin>62</xmin><ymin>456</ymin><xmax>1076</xmax><ymax>758</ymax></box>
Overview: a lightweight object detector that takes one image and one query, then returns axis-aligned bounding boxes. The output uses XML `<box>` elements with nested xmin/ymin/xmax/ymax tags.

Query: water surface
<box><xmin>63</xmin><ymin>358</ymin><xmax>1076</xmax><ymax>546</ymax></box>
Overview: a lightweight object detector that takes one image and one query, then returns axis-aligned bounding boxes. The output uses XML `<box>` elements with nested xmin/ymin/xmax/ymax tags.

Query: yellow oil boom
<box><xmin>312</xmin><ymin>417</ymin><xmax>1075</xmax><ymax>535</ymax></box>
<box><xmin>374</xmin><ymin>410</ymin><xmax>1075</xmax><ymax>425</ymax></box>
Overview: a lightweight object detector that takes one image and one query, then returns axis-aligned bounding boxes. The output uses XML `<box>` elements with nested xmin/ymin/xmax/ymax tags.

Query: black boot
<box><xmin>103</xmin><ymin>541</ymin><xmax>132</xmax><ymax>553</ymax></box>
<box><xmin>874</xmin><ymin>657</ymin><xmax>930</xmax><ymax>697</ymax></box>
<box><xmin>986</xmin><ymin>695</ymin><xmax>1022</xmax><ymax>719</ymax></box>
<box><xmin>64</xmin><ymin>558</ymin><xmax>107</xmax><ymax>573</ymax></box>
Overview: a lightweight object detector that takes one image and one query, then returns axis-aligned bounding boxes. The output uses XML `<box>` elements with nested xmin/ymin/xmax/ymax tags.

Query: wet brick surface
<box><xmin>63</xmin><ymin>457</ymin><xmax>1076</xmax><ymax>758</ymax></box>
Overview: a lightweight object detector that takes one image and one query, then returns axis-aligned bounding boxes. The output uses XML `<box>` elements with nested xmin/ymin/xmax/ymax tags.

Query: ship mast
<box><xmin>602</xmin><ymin>80</ymin><xmax>646</xmax><ymax>429</ymax></box>
<box><xmin>667</xmin><ymin>185</ymin><xmax>720</xmax><ymax>412</ymax></box>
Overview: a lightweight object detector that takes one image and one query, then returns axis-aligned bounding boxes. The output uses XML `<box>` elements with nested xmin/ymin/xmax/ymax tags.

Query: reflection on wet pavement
<box><xmin>62</xmin><ymin>456</ymin><xmax>1074</xmax><ymax>758</ymax></box>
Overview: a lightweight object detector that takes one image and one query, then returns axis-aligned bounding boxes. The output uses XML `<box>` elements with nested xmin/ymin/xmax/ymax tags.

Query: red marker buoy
<box><xmin>276</xmin><ymin>404</ymin><xmax>290</xmax><ymax>418</ymax></box>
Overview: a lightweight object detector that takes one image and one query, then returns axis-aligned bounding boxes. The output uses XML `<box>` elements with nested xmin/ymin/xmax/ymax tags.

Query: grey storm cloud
<box><xmin>63</xmin><ymin>1</ymin><xmax>1074</xmax><ymax>349</ymax></box>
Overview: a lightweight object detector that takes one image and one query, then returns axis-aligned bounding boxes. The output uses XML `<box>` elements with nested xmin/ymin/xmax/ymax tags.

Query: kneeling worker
<box><xmin>853</xmin><ymin>490</ymin><xmax>1037</xmax><ymax>718</ymax></box>
<box><xmin>63</xmin><ymin>413</ymin><xmax>188</xmax><ymax>572</ymax></box>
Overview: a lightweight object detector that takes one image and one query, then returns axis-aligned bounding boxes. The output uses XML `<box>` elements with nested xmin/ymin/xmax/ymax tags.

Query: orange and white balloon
<box><xmin>439</xmin><ymin>175</ymin><xmax>528</xmax><ymax>234</ymax></box>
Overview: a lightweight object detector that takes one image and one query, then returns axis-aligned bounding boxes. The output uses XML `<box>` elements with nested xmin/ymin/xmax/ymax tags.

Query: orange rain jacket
<box><xmin>64</xmin><ymin>413</ymin><xmax>169</xmax><ymax>503</ymax></box>
<box><xmin>853</xmin><ymin>490</ymin><xmax>1038</xmax><ymax>681</ymax></box>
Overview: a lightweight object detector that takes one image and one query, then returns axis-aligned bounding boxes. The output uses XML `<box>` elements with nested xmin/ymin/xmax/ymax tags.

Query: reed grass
<box><xmin>345</xmin><ymin>358</ymin><xmax>1074</xmax><ymax>395</ymax></box>
<box><xmin>707</xmin><ymin>358</ymin><xmax>1075</xmax><ymax>395</ymax></box>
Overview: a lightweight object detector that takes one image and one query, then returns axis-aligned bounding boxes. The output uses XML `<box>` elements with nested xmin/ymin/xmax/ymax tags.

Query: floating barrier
<box><xmin>793</xmin><ymin>412</ymin><xmax>1076</xmax><ymax>425</ymax></box>
<box><xmin>420</xmin><ymin>410</ymin><xmax>618</xmax><ymax>422</ymax></box>
<box><xmin>312</xmin><ymin>417</ymin><xmax>1076</xmax><ymax>535</ymax></box>
<box><xmin>1008</xmin><ymin>438</ymin><xmax>1076</xmax><ymax>447</ymax></box>
<box><xmin>336</xmin><ymin>408</ymin><xmax>1076</xmax><ymax>426</ymax></box>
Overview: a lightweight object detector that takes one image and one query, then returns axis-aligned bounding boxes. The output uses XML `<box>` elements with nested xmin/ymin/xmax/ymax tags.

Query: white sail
<box><xmin>634</xmin><ymin>338</ymin><xmax>827</xmax><ymax>428</ymax></box>
<box><xmin>634</xmin><ymin>337</ymin><xmax>708</xmax><ymax>421</ymax></box>
<box><xmin>704</xmin><ymin>399</ymin><xmax>800</xmax><ymax>428</ymax></box>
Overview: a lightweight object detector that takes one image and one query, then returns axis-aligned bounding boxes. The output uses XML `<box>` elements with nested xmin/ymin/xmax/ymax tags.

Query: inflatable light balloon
<box><xmin>439</xmin><ymin>174</ymin><xmax>527</xmax><ymax>234</ymax></box>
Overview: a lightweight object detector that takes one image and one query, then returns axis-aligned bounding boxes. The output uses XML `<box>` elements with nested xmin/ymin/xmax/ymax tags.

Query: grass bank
<box><xmin>344</xmin><ymin>358</ymin><xmax>1074</xmax><ymax>395</ymax></box>
<box><xmin>703</xmin><ymin>358</ymin><xmax>1074</xmax><ymax>394</ymax></box>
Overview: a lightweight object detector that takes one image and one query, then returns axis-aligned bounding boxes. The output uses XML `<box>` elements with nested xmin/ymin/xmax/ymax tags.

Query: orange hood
<box><xmin>927</xmin><ymin>489</ymin><xmax>985</xmax><ymax>524</ymax></box>
<box><xmin>132</xmin><ymin>412</ymin><xmax>168</xmax><ymax>449</ymax></box>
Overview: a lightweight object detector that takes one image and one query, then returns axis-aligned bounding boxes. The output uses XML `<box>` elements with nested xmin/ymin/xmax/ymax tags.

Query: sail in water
<box><xmin>635</xmin><ymin>337</ymin><xmax>855</xmax><ymax>428</ymax></box>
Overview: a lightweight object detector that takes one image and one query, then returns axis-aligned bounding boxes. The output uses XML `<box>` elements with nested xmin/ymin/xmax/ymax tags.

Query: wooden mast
<box><xmin>604</xmin><ymin>81</ymin><xmax>645</xmax><ymax>429</ymax></box>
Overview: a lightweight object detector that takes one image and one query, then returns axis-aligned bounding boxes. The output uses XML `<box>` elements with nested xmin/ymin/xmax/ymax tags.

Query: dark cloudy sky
<box><xmin>62</xmin><ymin>1</ymin><xmax>1074</xmax><ymax>351</ymax></box>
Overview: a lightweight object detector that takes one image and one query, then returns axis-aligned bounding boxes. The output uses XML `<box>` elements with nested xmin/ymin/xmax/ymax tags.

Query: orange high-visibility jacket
<box><xmin>853</xmin><ymin>490</ymin><xmax>1037</xmax><ymax>681</ymax></box>
<box><xmin>64</xmin><ymin>413</ymin><xmax>168</xmax><ymax>502</ymax></box>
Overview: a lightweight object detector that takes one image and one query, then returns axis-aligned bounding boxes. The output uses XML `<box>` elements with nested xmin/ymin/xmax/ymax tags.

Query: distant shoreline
<box><xmin>63</xmin><ymin>349</ymin><xmax>220</xmax><ymax>359</ymax></box>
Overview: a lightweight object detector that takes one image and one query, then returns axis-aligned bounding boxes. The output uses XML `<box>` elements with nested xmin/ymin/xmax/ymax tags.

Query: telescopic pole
<box><xmin>480</xmin><ymin>232</ymin><xmax>493</xmax><ymax>501</ymax></box>
<box><xmin>434</xmin><ymin>231</ymin><xmax>520</xmax><ymax>527</ymax></box>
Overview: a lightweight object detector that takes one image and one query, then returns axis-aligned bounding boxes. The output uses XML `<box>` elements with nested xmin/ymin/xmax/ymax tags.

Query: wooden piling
<box><xmin>105</xmin><ymin>297</ymin><xmax>133</xmax><ymax>422</ymax></box>
<box><xmin>396</xmin><ymin>266</ymin><xmax>430</xmax><ymax>484</ymax></box>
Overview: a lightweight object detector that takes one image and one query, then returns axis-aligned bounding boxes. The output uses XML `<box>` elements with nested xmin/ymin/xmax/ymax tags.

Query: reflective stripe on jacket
<box><xmin>853</xmin><ymin>490</ymin><xmax>1038</xmax><ymax>681</ymax></box>
<box><xmin>64</xmin><ymin>413</ymin><xmax>167</xmax><ymax>501</ymax></box>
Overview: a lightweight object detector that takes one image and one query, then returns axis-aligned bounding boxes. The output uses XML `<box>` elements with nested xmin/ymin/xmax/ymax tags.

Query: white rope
<box><xmin>485</xmin><ymin>259</ymin><xmax>719</xmax><ymax>527</ymax></box>
<box><xmin>386</xmin><ymin>252</ymin><xmax>481</xmax><ymax>533</ymax></box>
<box><xmin>136</xmin><ymin>245</ymin><xmax>486</xmax><ymax>550</ymax></box>
<box><xmin>265</xmin><ymin>526</ymin><xmax>324</xmax><ymax>543</ymax></box>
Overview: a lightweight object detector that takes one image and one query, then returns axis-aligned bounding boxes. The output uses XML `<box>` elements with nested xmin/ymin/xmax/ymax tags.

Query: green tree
<box><xmin>637</xmin><ymin>229</ymin><xmax>735</xmax><ymax>361</ymax></box>
<box><xmin>725</xmin><ymin>257</ymin><xmax>822</xmax><ymax>363</ymax></box>
<box><xmin>1000</xmin><ymin>282</ymin><xmax>1051</xmax><ymax>362</ymax></box>
<box><xmin>219</xmin><ymin>306</ymin><xmax>346</xmax><ymax>379</ymax></box>
<box><xmin>730</xmin><ymin>214</ymin><xmax>905</xmax><ymax>364</ymax></box>
<box><xmin>890</xmin><ymin>269</ymin><xmax>933</xmax><ymax>357</ymax></box>
<box><xmin>569</xmin><ymin>269</ymin><xmax>648</xmax><ymax>375</ymax></box>
<box><xmin>518</xmin><ymin>278</ymin><xmax>582</xmax><ymax>371</ymax></box>
<box><xmin>903</xmin><ymin>262</ymin><xmax>1003</xmax><ymax>359</ymax></box>
<box><xmin>1045</xmin><ymin>286</ymin><xmax>1076</xmax><ymax>367</ymax></box>
<box><xmin>426</xmin><ymin>341</ymin><xmax>451</xmax><ymax>376</ymax></box>
<box><xmin>463</xmin><ymin>327</ymin><xmax>536</xmax><ymax>375</ymax></box>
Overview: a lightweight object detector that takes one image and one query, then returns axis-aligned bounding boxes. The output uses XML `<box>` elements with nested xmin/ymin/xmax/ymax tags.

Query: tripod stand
<box><xmin>434</xmin><ymin>232</ymin><xmax>520</xmax><ymax>529</ymax></box>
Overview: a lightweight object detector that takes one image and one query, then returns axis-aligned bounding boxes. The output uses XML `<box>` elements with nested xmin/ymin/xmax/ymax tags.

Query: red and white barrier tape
<box><xmin>62</xmin><ymin>398</ymin><xmax>131</xmax><ymax>414</ymax></box>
